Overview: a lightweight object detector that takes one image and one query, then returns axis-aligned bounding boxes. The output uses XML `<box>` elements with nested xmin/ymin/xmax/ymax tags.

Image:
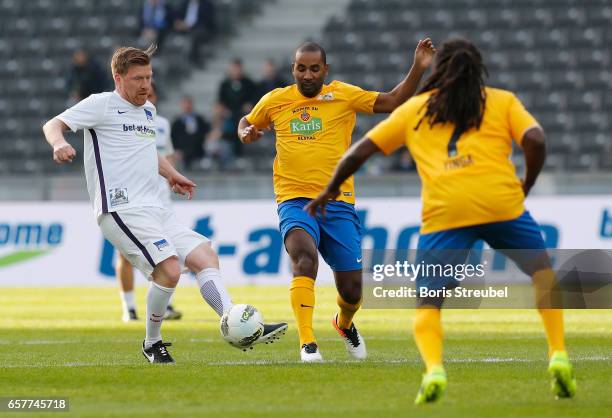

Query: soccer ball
<box><xmin>219</xmin><ymin>304</ymin><xmax>264</xmax><ymax>349</ymax></box>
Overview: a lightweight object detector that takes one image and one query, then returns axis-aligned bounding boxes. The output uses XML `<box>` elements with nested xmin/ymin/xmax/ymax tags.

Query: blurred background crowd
<box><xmin>0</xmin><ymin>0</ymin><xmax>610</xmax><ymax>190</ymax></box>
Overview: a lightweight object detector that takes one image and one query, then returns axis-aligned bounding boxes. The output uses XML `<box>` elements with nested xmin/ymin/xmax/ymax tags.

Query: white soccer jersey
<box><xmin>155</xmin><ymin>114</ymin><xmax>174</xmax><ymax>206</ymax></box>
<box><xmin>57</xmin><ymin>91</ymin><xmax>163</xmax><ymax>219</ymax></box>
<box><xmin>155</xmin><ymin>115</ymin><xmax>174</xmax><ymax>157</ymax></box>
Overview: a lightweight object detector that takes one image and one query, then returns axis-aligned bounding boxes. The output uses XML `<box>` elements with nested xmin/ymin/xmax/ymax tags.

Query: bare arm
<box><xmin>165</xmin><ymin>153</ymin><xmax>177</xmax><ymax>166</ymax></box>
<box><xmin>237</xmin><ymin>116</ymin><xmax>264</xmax><ymax>144</ymax></box>
<box><xmin>373</xmin><ymin>38</ymin><xmax>436</xmax><ymax>113</ymax></box>
<box><xmin>158</xmin><ymin>153</ymin><xmax>197</xmax><ymax>199</ymax></box>
<box><xmin>158</xmin><ymin>153</ymin><xmax>176</xmax><ymax>180</ymax></box>
<box><xmin>42</xmin><ymin>117</ymin><xmax>77</xmax><ymax>164</ymax></box>
<box><xmin>521</xmin><ymin>126</ymin><xmax>546</xmax><ymax>196</ymax></box>
<box><xmin>304</xmin><ymin>138</ymin><xmax>382</xmax><ymax>216</ymax></box>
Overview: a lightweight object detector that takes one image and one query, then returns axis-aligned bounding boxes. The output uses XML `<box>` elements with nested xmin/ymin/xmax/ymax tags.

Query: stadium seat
<box><xmin>0</xmin><ymin>0</ymin><xmax>278</xmax><ymax>173</ymax></box>
<box><xmin>2</xmin><ymin>0</ymin><xmax>609</xmax><ymax>173</ymax></box>
<box><xmin>324</xmin><ymin>0</ymin><xmax>610</xmax><ymax>172</ymax></box>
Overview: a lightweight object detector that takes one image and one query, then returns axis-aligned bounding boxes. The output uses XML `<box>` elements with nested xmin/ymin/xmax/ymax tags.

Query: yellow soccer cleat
<box><xmin>414</xmin><ymin>365</ymin><xmax>447</xmax><ymax>405</ymax></box>
<box><xmin>548</xmin><ymin>351</ymin><xmax>577</xmax><ymax>399</ymax></box>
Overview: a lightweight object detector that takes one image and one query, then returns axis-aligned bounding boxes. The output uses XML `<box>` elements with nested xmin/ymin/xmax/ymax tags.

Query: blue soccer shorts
<box><xmin>277</xmin><ymin>198</ymin><xmax>362</xmax><ymax>272</ymax></box>
<box><xmin>416</xmin><ymin>210</ymin><xmax>549</xmax><ymax>291</ymax></box>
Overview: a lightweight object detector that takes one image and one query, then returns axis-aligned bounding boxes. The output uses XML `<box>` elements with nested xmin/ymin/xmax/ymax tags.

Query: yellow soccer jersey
<box><xmin>367</xmin><ymin>87</ymin><xmax>540</xmax><ymax>234</ymax></box>
<box><xmin>246</xmin><ymin>80</ymin><xmax>379</xmax><ymax>204</ymax></box>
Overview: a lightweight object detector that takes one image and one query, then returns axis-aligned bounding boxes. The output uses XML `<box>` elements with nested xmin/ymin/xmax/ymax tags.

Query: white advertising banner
<box><xmin>0</xmin><ymin>196</ymin><xmax>611</xmax><ymax>286</ymax></box>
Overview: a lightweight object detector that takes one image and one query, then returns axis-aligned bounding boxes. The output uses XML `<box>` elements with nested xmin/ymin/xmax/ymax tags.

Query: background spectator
<box><xmin>204</xmin><ymin>104</ymin><xmax>237</xmax><ymax>170</ymax></box>
<box><xmin>139</xmin><ymin>0</ymin><xmax>173</xmax><ymax>52</ymax></box>
<box><xmin>174</xmin><ymin>0</ymin><xmax>216</xmax><ymax>66</ymax></box>
<box><xmin>66</xmin><ymin>48</ymin><xmax>109</xmax><ymax>102</ymax></box>
<box><xmin>218</xmin><ymin>58</ymin><xmax>258</xmax><ymax>158</ymax></box>
<box><xmin>258</xmin><ymin>58</ymin><xmax>288</xmax><ymax>98</ymax></box>
<box><xmin>171</xmin><ymin>96</ymin><xmax>210</xmax><ymax>170</ymax></box>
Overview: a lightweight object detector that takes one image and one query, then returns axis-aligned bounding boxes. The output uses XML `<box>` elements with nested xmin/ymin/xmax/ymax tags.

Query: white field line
<box><xmin>1</xmin><ymin>361</ymin><xmax>137</xmax><ymax>369</ymax></box>
<box><xmin>2</xmin><ymin>355</ymin><xmax>610</xmax><ymax>369</ymax></box>
<box><xmin>207</xmin><ymin>355</ymin><xmax>612</xmax><ymax>366</ymax></box>
<box><xmin>0</xmin><ymin>335</ymin><xmax>554</xmax><ymax>346</ymax></box>
<box><xmin>0</xmin><ymin>337</ymin><xmax>234</xmax><ymax>345</ymax></box>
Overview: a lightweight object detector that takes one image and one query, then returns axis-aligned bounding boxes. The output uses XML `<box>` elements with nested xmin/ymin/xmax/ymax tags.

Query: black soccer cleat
<box><xmin>260</xmin><ymin>323</ymin><xmax>288</xmax><ymax>343</ymax></box>
<box><xmin>142</xmin><ymin>340</ymin><xmax>175</xmax><ymax>364</ymax></box>
<box><xmin>243</xmin><ymin>323</ymin><xmax>288</xmax><ymax>351</ymax></box>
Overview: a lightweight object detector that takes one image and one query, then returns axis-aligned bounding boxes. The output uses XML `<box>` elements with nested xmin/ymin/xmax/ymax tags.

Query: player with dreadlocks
<box><xmin>306</xmin><ymin>38</ymin><xmax>575</xmax><ymax>404</ymax></box>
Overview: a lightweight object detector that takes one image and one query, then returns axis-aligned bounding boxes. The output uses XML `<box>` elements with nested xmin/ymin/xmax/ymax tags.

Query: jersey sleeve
<box><xmin>366</xmin><ymin>101</ymin><xmax>412</xmax><ymax>155</ymax></box>
<box><xmin>245</xmin><ymin>92</ymin><xmax>272</xmax><ymax>129</ymax></box>
<box><xmin>507</xmin><ymin>93</ymin><xmax>540</xmax><ymax>146</ymax></box>
<box><xmin>341</xmin><ymin>82</ymin><xmax>379</xmax><ymax>114</ymax></box>
<box><xmin>56</xmin><ymin>94</ymin><xmax>107</xmax><ymax>132</ymax></box>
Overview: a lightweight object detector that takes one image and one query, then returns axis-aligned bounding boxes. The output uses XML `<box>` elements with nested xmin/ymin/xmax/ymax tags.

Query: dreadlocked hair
<box><xmin>416</xmin><ymin>38</ymin><xmax>488</xmax><ymax>135</ymax></box>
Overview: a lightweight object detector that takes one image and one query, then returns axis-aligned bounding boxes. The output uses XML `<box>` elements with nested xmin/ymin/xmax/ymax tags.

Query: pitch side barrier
<box><xmin>0</xmin><ymin>197</ymin><xmax>610</xmax><ymax>286</ymax></box>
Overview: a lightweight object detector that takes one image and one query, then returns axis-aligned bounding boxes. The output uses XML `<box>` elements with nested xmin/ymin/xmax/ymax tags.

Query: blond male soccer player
<box><xmin>306</xmin><ymin>38</ymin><xmax>575</xmax><ymax>402</ymax></box>
<box><xmin>115</xmin><ymin>81</ymin><xmax>183</xmax><ymax>322</ymax></box>
<box><xmin>43</xmin><ymin>45</ymin><xmax>287</xmax><ymax>364</ymax></box>
<box><xmin>238</xmin><ymin>40</ymin><xmax>435</xmax><ymax>362</ymax></box>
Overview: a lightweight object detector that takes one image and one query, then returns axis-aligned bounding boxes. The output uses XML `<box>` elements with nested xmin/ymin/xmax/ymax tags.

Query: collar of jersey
<box><xmin>113</xmin><ymin>90</ymin><xmax>150</xmax><ymax>109</ymax></box>
<box><xmin>293</xmin><ymin>82</ymin><xmax>333</xmax><ymax>101</ymax></box>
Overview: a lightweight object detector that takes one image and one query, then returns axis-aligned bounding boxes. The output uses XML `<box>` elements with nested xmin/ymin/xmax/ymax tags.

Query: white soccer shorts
<box><xmin>99</xmin><ymin>206</ymin><xmax>209</xmax><ymax>278</ymax></box>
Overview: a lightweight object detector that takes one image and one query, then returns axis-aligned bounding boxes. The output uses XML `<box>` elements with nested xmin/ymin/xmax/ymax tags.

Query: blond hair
<box><xmin>110</xmin><ymin>44</ymin><xmax>157</xmax><ymax>76</ymax></box>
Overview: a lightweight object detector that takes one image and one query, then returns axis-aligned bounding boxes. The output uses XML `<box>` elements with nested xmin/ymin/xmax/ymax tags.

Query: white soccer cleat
<box><xmin>300</xmin><ymin>342</ymin><xmax>323</xmax><ymax>363</ymax></box>
<box><xmin>332</xmin><ymin>314</ymin><xmax>367</xmax><ymax>360</ymax></box>
<box><xmin>122</xmin><ymin>308</ymin><xmax>138</xmax><ymax>322</ymax></box>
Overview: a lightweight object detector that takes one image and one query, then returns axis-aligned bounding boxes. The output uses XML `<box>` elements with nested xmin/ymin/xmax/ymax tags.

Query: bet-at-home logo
<box><xmin>122</xmin><ymin>124</ymin><xmax>156</xmax><ymax>139</ymax></box>
<box><xmin>290</xmin><ymin>111</ymin><xmax>322</xmax><ymax>136</ymax></box>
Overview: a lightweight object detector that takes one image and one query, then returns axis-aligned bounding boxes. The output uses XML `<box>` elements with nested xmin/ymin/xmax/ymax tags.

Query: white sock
<box><xmin>196</xmin><ymin>268</ymin><xmax>233</xmax><ymax>317</ymax></box>
<box><xmin>144</xmin><ymin>282</ymin><xmax>175</xmax><ymax>348</ymax></box>
<box><xmin>120</xmin><ymin>290</ymin><xmax>136</xmax><ymax>312</ymax></box>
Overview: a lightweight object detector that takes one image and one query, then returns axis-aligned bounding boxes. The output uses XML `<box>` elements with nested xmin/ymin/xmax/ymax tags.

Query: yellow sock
<box><xmin>532</xmin><ymin>268</ymin><xmax>560</xmax><ymax>308</ymax></box>
<box><xmin>538</xmin><ymin>308</ymin><xmax>565</xmax><ymax>358</ymax></box>
<box><xmin>532</xmin><ymin>268</ymin><xmax>566</xmax><ymax>357</ymax></box>
<box><xmin>336</xmin><ymin>294</ymin><xmax>361</xmax><ymax>329</ymax></box>
<box><xmin>413</xmin><ymin>307</ymin><xmax>443</xmax><ymax>372</ymax></box>
<box><xmin>290</xmin><ymin>276</ymin><xmax>316</xmax><ymax>346</ymax></box>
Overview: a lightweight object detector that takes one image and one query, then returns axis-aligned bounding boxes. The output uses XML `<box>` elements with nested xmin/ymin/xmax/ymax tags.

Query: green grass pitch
<box><xmin>1</xmin><ymin>286</ymin><xmax>610</xmax><ymax>417</ymax></box>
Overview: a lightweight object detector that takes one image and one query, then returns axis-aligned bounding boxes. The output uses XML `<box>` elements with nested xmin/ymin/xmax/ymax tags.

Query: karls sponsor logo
<box><xmin>122</xmin><ymin>124</ymin><xmax>155</xmax><ymax>138</ymax></box>
<box><xmin>290</xmin><ymin>117</ymin><xmax>322</xmax><ymax>136</ymax></box>
<box><xmin>290</xmin><ymin>111</ymin><xmax>322</xmax><ymax>138</ymax></box>
<box><xmin>0</xmin><ymin>223</ymin><xmax>63</xmax><ymax>267</ymax></box>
